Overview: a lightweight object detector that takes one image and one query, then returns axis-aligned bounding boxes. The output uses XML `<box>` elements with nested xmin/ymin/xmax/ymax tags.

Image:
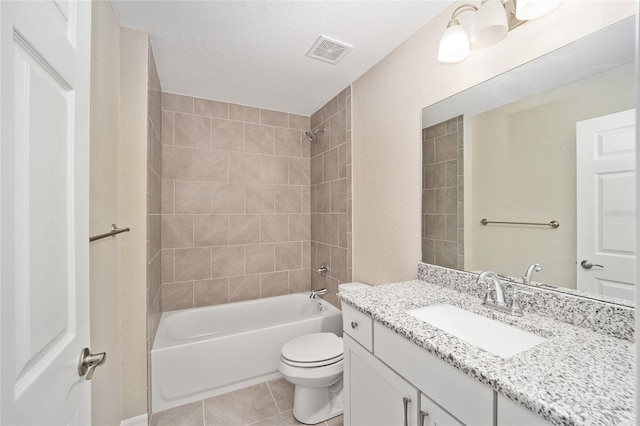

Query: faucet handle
<box><xmin>484</xmin><ymin>283</ymin><xmax>495</xmax><ymax>304</ymax></box>
<box><xmin>510</xmin><ymin>288</ymin><xmax>533</xmax><ymax>316</ymax></box>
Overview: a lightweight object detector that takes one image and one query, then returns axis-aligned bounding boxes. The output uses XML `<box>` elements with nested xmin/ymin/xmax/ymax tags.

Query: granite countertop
<box><xmin>339</xmin><ymin>280</ymin><xmax>636</xmax><ymax>426</ymax></box>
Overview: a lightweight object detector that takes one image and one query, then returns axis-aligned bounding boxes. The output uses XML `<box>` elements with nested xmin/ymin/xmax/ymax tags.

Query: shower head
<box><xmin>305</xmin><ymin>128</ymin><xmax>326</xmax><ymax>143</ymax></box>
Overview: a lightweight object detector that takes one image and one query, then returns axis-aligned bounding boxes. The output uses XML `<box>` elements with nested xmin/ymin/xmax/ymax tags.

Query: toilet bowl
<box><xmin>279</xmin><ymin>282</ymin><xmax>370</xmax><ymax>424</ymax></box>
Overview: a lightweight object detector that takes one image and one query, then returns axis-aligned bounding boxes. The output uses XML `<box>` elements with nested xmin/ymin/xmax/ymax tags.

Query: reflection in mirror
<box><xmin>421</xmin><ymin>16</ymin><xmax>636</xmax><ymax>306</ymax></box>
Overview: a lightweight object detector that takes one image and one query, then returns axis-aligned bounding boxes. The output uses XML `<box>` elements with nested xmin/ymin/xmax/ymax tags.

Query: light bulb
<box><xmin>438</xmin><ymin>21</ymin><xmax>470</xmax><ymax>64</ymax></box>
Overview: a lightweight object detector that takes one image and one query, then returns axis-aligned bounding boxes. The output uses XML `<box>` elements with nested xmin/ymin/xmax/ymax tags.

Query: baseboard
<box><xmin>120</xmin><ymin>414</ymin><xmax>148</xmax><ymax>426</ymax></box>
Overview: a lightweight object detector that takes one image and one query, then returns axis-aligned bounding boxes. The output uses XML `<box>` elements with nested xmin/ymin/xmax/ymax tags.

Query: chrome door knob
<box><xmin>580</xmin><ymin>260</ymin><xmax>604</xmax><ymax>270</ymax></box>
<box><xmin>78</xmin><ymin>348</ymin><xmax>106</xmax><ymax>380</ymax></box>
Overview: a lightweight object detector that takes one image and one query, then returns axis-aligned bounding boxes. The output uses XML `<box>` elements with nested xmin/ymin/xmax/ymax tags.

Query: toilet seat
<box><xmin>280</xmin><ymin>333</ymin><xmax>343</xmax><ymax>368</ymax></box>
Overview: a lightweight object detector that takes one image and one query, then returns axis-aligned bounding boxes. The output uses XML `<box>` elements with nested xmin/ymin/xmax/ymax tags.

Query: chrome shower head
<box><xmin>305</xmin><ymin>128</ymin><xmax>326</xmax><ymax>143</ymax></box>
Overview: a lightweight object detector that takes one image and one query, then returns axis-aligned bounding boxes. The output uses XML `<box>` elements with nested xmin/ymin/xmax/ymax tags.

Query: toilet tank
<box><xmin>338</xmin><ymin>282</ymin><xmax>370</xmax><ymax>292</ymax></box>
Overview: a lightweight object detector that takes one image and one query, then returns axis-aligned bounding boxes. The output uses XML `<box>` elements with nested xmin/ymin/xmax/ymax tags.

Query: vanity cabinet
<box><xmin>343</xmin><ymin>304</ymin><xmax>550</xmax><ymax>426</ymax></box>
<box><xmin>344</xmin><ymin>334</ymin><xmax>420</xmax><ymax>426</ymax></box>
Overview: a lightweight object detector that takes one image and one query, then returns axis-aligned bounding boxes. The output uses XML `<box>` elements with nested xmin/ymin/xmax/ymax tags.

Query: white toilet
<box><xmin>279</xmin><ymin>282</ymin><xmax>370</xmax><ymax>424</ymax></box>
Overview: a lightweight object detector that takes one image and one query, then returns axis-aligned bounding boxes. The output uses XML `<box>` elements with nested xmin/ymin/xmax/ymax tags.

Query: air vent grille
<box><xmin>306</xmin><ymin>36</ymin><xmax>352</xmax><ymax>65</ymax></box>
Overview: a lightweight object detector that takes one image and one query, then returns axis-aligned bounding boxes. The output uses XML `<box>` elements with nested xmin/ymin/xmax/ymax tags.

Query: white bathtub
<box><xmin>151</xmin><ymin>292</ymin><xmax>343</xmax><ymax>413</ymax></box>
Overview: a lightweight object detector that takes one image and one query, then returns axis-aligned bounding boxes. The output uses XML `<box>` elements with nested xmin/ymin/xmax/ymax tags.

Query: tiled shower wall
<box><xmin>146</xmin><ymin>43</ymin><xmax>162</xmax><ymax>410</ymax></box>
<box><xmin>160</xmin><ymin>93</ymin><xmax>312</xmax><ymax>310</ymax></box>
<box><xmin>310</xmin><ymin>87</ymin><xmax>352</xmax><ymax>307</ymax></box>
<box><xmin>422</xmin><ymin>116</ymin><xmax>464</xmax><ymax>270</ymax></box>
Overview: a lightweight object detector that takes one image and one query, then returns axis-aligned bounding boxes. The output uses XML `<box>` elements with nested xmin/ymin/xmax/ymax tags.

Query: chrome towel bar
<box><xmin>480</xmin><ymin>219</ymin><xmax>559</xmax><ymax>229</ymax></box>
<box><xmin>89</xmin><ymin>224</ymin><xmax>131</xmax><ymax>242</ymax></box>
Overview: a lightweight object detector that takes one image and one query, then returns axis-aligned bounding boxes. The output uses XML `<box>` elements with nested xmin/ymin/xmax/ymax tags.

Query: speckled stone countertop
<box><xmin>340</xmin><ymin>280</ymin><xmax>636</xmax><ymax>426</ymax></box>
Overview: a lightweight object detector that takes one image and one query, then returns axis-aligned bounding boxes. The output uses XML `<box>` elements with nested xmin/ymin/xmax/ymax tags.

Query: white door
<box><xmin>1</xmin><ymin>1</ymin><xmax>92</xmax><ymax>424</ymax></box>
<box><xmin>576</xmin><ymin>109</ymin><xmax>635</xmax><ymax>301</ymax></box>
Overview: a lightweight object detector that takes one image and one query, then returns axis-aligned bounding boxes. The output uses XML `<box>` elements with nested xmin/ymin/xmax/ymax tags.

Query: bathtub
<box><xmin>151</xmin><ymin>292</ymin><xmax>343</xmax><ymax>413</ymax></box>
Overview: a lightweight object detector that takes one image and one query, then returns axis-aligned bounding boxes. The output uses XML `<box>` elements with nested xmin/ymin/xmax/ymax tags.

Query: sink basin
<box><xmin>406</xmin><ymin>304</ymin><xmax>546</xmax><ymax>358</ymax></box>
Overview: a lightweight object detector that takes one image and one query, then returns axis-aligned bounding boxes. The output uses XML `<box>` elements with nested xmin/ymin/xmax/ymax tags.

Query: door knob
<box><xmin>580</xmin><ymin>260</ymin><xmax>604</xmax><ymax>270</ymax></box>
<box><xmin>78</xmin><ymin>348</ymin><xmax>106</xmax><ymax>380</ymax></box>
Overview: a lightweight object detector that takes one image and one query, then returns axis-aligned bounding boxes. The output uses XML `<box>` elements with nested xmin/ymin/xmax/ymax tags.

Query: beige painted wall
<box><xmin>89</xmin><ymin>1</ymin><xmax>122</xmax><ymax>424</ymax></box>
<box><xmin>119</xmin><ymin>27</ymin><xmax>149</xmax><ymax>419</ymax></box>
<box><xmin>352</xmin><ymin>1</ymin><xmax>637</xmax><ymax>285</ymax></box>
<box><xmin>467</xmin><ymin>63</ymin><xmax>636</xmax><ymax>288</ymax></box>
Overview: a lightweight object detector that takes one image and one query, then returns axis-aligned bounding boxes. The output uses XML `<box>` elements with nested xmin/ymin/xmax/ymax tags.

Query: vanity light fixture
<box><xmin>437</xmin><ymin>0</ymin><xmax>562</xmax><ymax>64</ymax></box>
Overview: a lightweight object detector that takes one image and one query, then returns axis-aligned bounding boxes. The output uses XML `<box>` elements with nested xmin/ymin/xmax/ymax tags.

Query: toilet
<box><xmin>279</xmin><ymin>282</ymin><xmax>370</xmax><ymax>424</ymax></box>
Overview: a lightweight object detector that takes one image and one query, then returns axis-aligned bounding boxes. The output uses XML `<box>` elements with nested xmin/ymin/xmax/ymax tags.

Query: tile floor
<box><xmin>150</xmin><ymin>378</ymin><xmax>343</xmax><ymax>426</ymax></box>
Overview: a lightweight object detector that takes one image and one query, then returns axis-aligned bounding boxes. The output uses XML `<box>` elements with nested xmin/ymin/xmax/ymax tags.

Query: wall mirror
<box><xmin>421</xmin><ymin>16</ymin><xmax>636</xmax><ymax>307</ymax></box>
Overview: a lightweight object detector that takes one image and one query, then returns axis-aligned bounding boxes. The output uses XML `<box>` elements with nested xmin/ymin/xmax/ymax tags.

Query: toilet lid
<box><xmin>281</xmin><ymin>333</ymin><xmax>343</xmax><ymax>364</ymax></box>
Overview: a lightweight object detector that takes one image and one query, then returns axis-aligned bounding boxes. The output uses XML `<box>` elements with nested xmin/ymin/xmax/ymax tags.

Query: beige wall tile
<box><xmin>323</xmin><ymin>147</ymin><xmax>339</xmax><ymax>182</ymax></box>
<box><xmin>289</xmin><ymin>269</ymin><xmax>310</xmax><ymax>293</ymax></box>
<box><xmin>194</xmin><ymin>215</ymin><xmax>229</xmax><ymax>246</ymax></box>
<box><xmin>149</xmin><ymin>168</ymin><xmax>162</xmax><ymax>214</ymax></box>
<box><xmin>245</xmin><ymin>123</ymin><xmax>275</xmax><ymax>154</ymax></box>
<box><xmin>275</xmin><ymin>128</ymin><xmax>301</xmax><ymax>157</ymax></box>
<box><xmin>229</xmin><ymin>104</ymin><xmax>260</xmax><ymax>123</ymax></box>
<box><xmin>323</xmin><ymin>214</ymin><xmax>339</xmax><ymax>246</ymax></box>
<box><xmin>260</xmin><ymin>271</ymin><xmax>289</xmax><ymax>298</ymax></box>
<box><xmin>289</xmin><ymin>213</ymin><xmax>310</xmax><ymax>241</ymax></box>
<box><xmin>336</xmin><ymin>89</ymin><xmax>346</xmax><ymax>111</ymax></box>
<box><xmin>310</xmin><ymin>156</ymin><xmax>323</xmax><ymax>185</ymax></box>
<box><xmin>275</xmin><ymin>242</ymin><xmax>301</xmax><ymax>271</ymax></box>
<box><xmin>316</xmin><ymin>182</ymin><xmax>330</xmax><ymax>213</ymax></box>
<box><xmin>435</xmin><ymin>240</ymin><xmax>457</xmax><ymax>269</ymax></box>
<box><xmin>289</xmin><ymin>114</ymin><xmax>310</xmax><ymax>131</ymax></box>
<box><xmin>330</xmin><ymin>111</ymin><xmax>346</xmax><ymax>148</ymax></box>
<box><xmin>330</xmin><ymin>246</ymin><xmax>348</xmax><ymax>283</ymax></box>
<box><xmin>195</xmin><ymin>98</ymin><xmax>229</xmax><ymax>119</ymax></box>
<box><xmin>211</xmin><ymin>245</ymin><xmax>245</xmax><ymax>278</ymax></box>
<box><xmin>338</xmin><ymin>144</ymin><xmax>347</xmax><ymax>179</ymax></box>
<box><xmin>149</xmin><ymin>215</ymin><xmax>162</xmax><ymax>260</ymax></box>
<box><xmin>161</xmin><ymin>249</ymin><xmax>174</xmax><ymax>284</ymax></box>
<box><xmin>330</xmin><ymin>178</ymin><xmax>347</xmax><ymax>213</ymax></box>
<box><xmin>193</xmin><ymin>149</ymin><xmax>229</xmax><ymax>182</ymax></box>
<box><xmin>302</xmin><ymin>241</ymin><xmax>311</xmax><ymax>269</ymax></box>
<box><xmin>245</xmin><ymin>244</ymin><xmax>275</xmax><ymax>274</ymax></box>
<box><xmin>229</xmin><ymin>152</ymin><xmax>261</xmax><ymax>184</ymax></box>
<box><xmin>194</xmin><ymin>278</ymin><xmax>229</xmax><ymax>307</ymax></box>
<box><xmin>261</xmin><ymin>214</ymin><xmax>288</xmax><ymax>243</ymax></box>
<box><xmin>339</xmin><ymin>214</ymin><xmax>348</xmax><ymax>248</ymax></box>
<box><xmin>260</xmin><ymin>155</ymin><xmax>289</xmax><ymax>184</ymax></box>
<box><xmin>310</xmin><ymin>110</ymin><xmax>323</xmax><ymax>130</ymax></box>
<box><xmin>211</xmin><ymin>183</ymin><xmax>245</xmax><ymax>214</ymax></box>
<box><xmin>175</xmin><ymin>247</ymin><xmax>211</xmax><ymax>281</ymax></box>
<box><xmin>163</xmin><ymin>93</ymin><xmax>193</xmax><ymax>114</ymax></box>
<box><xmin>162</xmin><ymin>180</ymin><xmax>174</xmax><ymax>214</ymax></box>
<box><xmin>315</xmin><ymin>243</ymin><xmax>330</xmax><ymax>269</ymax></box>
<box><xmin>425</xmin><ymin>215</ymin><xmax>446</xmax><ymax>240</ymax></box>
<box><xmin>435</xmin><ymin>187</ymin><xmax>457</xmax><ymax>214</ymax></box>
<box><xmin>229</xmin><ymin>275</ymin><xmax>261</xmax><ymax>303</ymax></box>
<box><xmin>174</xmin><ymin>113</ymin><xmax>210</xmax><ymax>148</ymax></box>
<box><xmin>162</xmin><ymin>216</ymin><xmax>193</xmax><ymax>248</ymax></box>
<box><xmin>246</xmin><ymin>184</ymin><xmax>275</xmax><ymax>213</ymax></box>
<box><xmin>162</xmin><ymin>111</ymin><xmax>174</xmax><ymax>145</ymax></box>
<box><xmin>301</xmin><ymin>186</ymin><xmax>310</xmax><ymax>214</ymax></box>
<box><xmin>163</xmin><ymin>145</ymin><xmax>193</xmax><ymax>180</ymax></box>
<box><xmin>322</xmin><ymin>97</ymin><xmax>337</xmax><ymax>118</ymax></box>
<box><xmin>162</xmin><ymin>282</ymin><xmax>193</xmax><ymax>311</ymax></box>
<box><xmin>260</xmin><ymin>109</ymin><xmax>288</xmax><ymax>128</ymax></box>
<box><xmin>211</xmin><ymin>118</ymin><xmax>244</xmax><ymax>151</ymax></box>
<box><xmin>229</xmin><ymin>215</ymin><xmax>260</xmax><ymax>244</ymax></box>
<box><xmin>310</xmin><ymin>214</ymin><xmax>322</xmax><ymax>242</ymax></box>
<box><xmin>435</xmin><ymin>133</ymin><xmax>457</xmax><ymax>162</ymax></box>
<box><xmin>275</xmin><ymin>186</ymin><xmax>301</xmax><ymax>213</ymax></box>
<box><xmin>175</xmin><ymin>181</ymin><xmax>212</xmax><ymax>214</ymax></box>
<box><xmin>288</xmin><ymin>158</ymin><xmax>309</xmax><ymax>185</ymax></box>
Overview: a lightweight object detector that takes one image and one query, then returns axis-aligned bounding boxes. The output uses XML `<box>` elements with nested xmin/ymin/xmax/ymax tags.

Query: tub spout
<box><xmin>310</xmin><ymin>288</ymin><xmax>327</xmax><ymax>299</ymax></box>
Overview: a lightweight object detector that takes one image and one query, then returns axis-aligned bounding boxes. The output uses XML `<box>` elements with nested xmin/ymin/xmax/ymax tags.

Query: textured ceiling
<box><xmin>110</xmin><ymin>1</ymin><xmax>454</xmax><ymax>115</ymax></box>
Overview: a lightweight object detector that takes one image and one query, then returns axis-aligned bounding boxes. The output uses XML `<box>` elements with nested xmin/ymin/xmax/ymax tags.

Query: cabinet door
<box><xmin>497</xmin><ymin>394</ymin><xmax>551</xmax><ymax>425</ymax></box>
<box><xmin>420</xmin><ymin>393</ymin><xmax>464</xmax><ymax>426</ymax></box>
<box><xmin>344</xmin><ymin>334</ymin><xmax>420</xmax><ymax>426</ymax></box>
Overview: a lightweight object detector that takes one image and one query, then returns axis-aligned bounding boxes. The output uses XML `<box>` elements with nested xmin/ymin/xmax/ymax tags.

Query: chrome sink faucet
<box><xmin>477</xmin><ymin>271</ymin><xmax>505</xmax><ymax>306</ymax></box>
<box><xmin>310</xmin><ymin>288</ymin><xmax>327</xmax><ymax>299</ymax></box>
<box><xmin>477</xmin><ymin>271</ymin><xmax>532</xmax><ymax>316</ymax></box>
<box><xmin>523</xmin><ymin>263</ymin><xmax>543</xmax><ymax>286</ymax></box>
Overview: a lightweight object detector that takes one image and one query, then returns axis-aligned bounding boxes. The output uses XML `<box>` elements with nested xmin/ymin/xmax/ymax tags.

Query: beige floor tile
<box><xmin>150</xmin><ymin>401</ymin><xmax>204</xmax><ymax>426</ymax></box>
<box><xmin>267</xmin><ymin>378</ymin><xmax>295</xmax><ymax>412</ymax></box>
<box><xmin>203</xmin><ymin>383</ymin><xmax>279</xmax><ymax>425</ymax></box>
<box><xmin>247</xmin><ymin>410</ymin><xmax>303</xmax><ymax>426</ymax></box>
<box><xmin>325</xmin><ymin>414</ymin><xmax>344</xmax><ymax>426</ymax></box>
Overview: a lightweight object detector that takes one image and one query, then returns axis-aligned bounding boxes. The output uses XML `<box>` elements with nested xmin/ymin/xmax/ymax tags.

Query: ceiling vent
<box><xmin>306</xmin><ymin>36</ymin><xmax>352</xmax><ymax>65</ymax></box>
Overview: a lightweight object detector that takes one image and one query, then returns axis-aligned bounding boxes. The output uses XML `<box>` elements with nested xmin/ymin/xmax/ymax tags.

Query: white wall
<box><xmin>89</xmin><ymin>1</ymin><xmax>122</xmax><ymax>424</ymax></box>
<box><xmin>119</xmin><ymin>27</ymin><xmax>149</xmax><ymax>419</ymax></box>
<box><xmin>352</xmin><ymin>1</ymin><xmax>637</xmax><ymax>285</ymax></box>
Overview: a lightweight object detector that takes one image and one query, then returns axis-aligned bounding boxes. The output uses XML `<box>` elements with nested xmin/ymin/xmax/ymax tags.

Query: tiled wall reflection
<box><xmin>310</xmin><ymin>87</ymin><xmax>352</xmax><ymax>307</ymax></box>
<box><xmin>160</xmin><ymin>93</ymin><xmax>312</xmax><ymax>311</ymax></box>
<box><xmin>422</xmin><ymin>116</ymin><xmax>464</xmax><ymax>270</ymax></box>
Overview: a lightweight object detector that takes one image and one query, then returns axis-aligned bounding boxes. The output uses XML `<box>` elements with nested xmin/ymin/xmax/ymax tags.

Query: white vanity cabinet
<box><xmin>497</xmin><ymin>394</ymin><xmax>551</xmax><ymax>425</ymax></box>
<box><xmin>420</xmin><ymin>393</ymin><xmax>463</xmax><ymax>426</ymax></box>
<box><xmin>344</xmin><ymin>334</ymin><xmax>420</xmax><ymax>426</ymax></box>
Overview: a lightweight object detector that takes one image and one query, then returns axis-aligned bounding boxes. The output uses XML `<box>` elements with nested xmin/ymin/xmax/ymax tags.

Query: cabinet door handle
<box><xmin>351</xmin><ymin>321</ymin><xmax>358</xmax><ymax>329</ymax></box>
<box><xmin>402</xmin><ymin>397</ymin><xmax>411</xmax><ymax>426</ymax></box>
<box><xmin>420</xmin><ymin>410</ymin><xmax>429</xmax><ymax>426</ymax></box>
